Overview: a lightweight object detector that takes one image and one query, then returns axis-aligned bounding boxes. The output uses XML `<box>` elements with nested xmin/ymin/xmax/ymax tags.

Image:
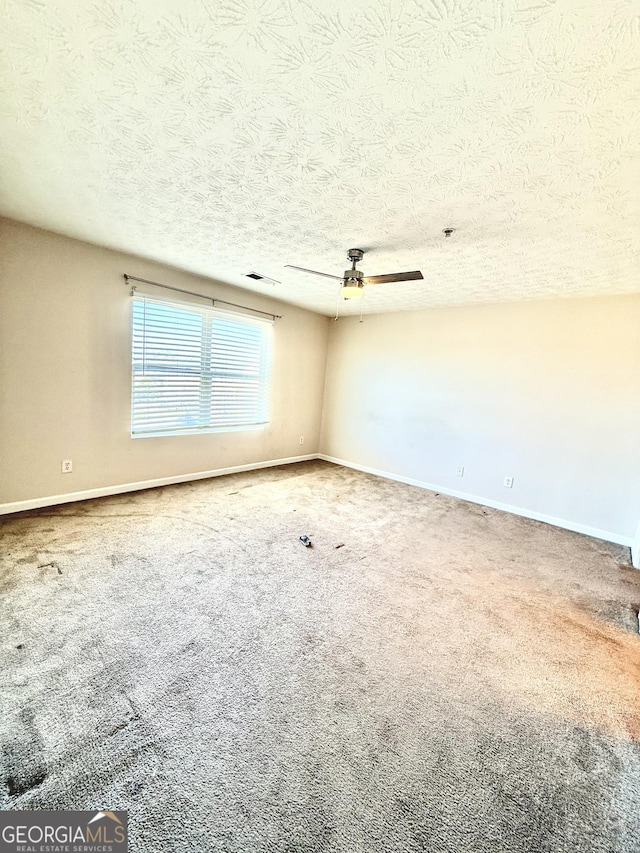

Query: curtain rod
<box><xmin>123</xmin><ymin>274</ymin><xmax>282</xmax><ymax>320</ymax></box>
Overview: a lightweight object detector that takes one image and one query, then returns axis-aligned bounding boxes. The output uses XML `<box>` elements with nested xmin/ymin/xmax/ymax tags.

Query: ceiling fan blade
<box><xmin>285</xmin><ymin>265</ymin><xmax>343</xmax><ymax>281</ymax></box>
<box><xmin>363</xmin><ymin>270</ymin><xmax>424</xmax><ymax>285</ymax></box>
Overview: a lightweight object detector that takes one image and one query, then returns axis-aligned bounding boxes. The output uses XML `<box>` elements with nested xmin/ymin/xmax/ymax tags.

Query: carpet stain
<box><xmin>2</xmin><ymin>708</ymin><xmax>48</xmax><ymax>797</ymax></box>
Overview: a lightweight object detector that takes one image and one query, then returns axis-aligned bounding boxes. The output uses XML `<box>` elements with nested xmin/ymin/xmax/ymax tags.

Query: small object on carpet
<box><xmin>299</xmin><ymin>535</ymin><xmax>312</xmax><ymax>547</ymax></box>
<box><xmin>335</xmin><ymin>543</ymin><xmax>345</xmax><ymax>549</ymax></box>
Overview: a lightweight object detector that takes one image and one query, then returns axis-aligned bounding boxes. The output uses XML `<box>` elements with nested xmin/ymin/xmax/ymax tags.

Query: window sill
<box><xmin>131</xmin><ymin>422</ymin><xmax>268</xmax><ymax>439</ymax></box>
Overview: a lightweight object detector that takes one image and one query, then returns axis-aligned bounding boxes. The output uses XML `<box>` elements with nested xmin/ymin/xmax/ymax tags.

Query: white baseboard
<box><xmin>318</xmin><ymin>454</ymin><xmax>634</xmax><ymax>551</ymax></box>
<box><xmin>3</xmin><ymin>453</ymin><xmax>637</xmax><ymax>566</ymax></box>
<box><xmin>0</xmin><ymin>454</ymin><xmax>318</xmax><ymax>515</ymax></box>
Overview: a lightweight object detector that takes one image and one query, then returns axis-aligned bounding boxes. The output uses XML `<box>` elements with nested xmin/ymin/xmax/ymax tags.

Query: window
<box><xmin>131</xmin><ymin>295</ymin><xmax>271</xmax><ymax>437</ymax></box>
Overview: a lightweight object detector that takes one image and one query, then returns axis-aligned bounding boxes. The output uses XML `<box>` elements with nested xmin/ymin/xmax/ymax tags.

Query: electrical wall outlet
<box><xmin>504</xmin><ymin>476</ymin><xmax>514</xmax><ymax>488</ymax></box>
<box><xmin>456</xmin><ymin>466</ymin><xmax>464</xmax><ymax>477</ymax></box>
<box><xmin>299</xmin><ymin>436</ymin><xmax>304</xmax><ymax>445</ymax></box>
<box><xmin>61</xmin><ymin>459</ymin><xmax>73</xmax><ymax>474</ymax></box>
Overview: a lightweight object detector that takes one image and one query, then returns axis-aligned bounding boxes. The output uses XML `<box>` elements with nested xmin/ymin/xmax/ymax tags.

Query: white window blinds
<box><xmin>131</xmin><ymin>295</ymin><xmax>271</xmax><ymax>436</ymax></box>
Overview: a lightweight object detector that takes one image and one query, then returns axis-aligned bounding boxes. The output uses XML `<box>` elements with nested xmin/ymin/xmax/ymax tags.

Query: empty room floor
<box><xmin>1</xmin><ymin>460</ymin><xmax>639</xmax><ymax>851</ymax></box>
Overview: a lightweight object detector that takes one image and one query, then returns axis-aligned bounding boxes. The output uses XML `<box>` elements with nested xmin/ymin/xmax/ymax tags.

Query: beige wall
<box><xmin>2</xmin><ymin>216</ymin><xmax>639</xmax><ymax>549</ymax></box>
<box><xmin>320</xmin><ymin>295</ymin><xmax>640</xmax><ymax>543</ymax></box>
<box><xmin>0</xmin><ymin>218</ymin><xmax>329</xmax><ymax>505</ymax></box>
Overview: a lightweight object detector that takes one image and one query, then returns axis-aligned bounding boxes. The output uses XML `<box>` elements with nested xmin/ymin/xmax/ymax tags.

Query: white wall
<box><xmin>320</xmin><ymin>296</ymin><xmax>640</xmax><ymax>546</ymax></box>
<box><xmin>0</xmin><ymin>218</ymin><xmax>329</xmax><ymax>508</ymax></box>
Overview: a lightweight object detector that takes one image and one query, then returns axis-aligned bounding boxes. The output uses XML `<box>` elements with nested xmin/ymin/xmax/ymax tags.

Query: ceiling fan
<box><xmin>285</xmin><ymin>249</ymin><xmax>423</xmax><ymax>298</ymax></box>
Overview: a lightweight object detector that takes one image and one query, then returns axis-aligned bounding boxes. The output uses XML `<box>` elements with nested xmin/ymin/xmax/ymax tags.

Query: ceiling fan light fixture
<box><xmin>341</xmin><ymin>283</ymin><xmax>364</xmax><ymax>298</ymax></box>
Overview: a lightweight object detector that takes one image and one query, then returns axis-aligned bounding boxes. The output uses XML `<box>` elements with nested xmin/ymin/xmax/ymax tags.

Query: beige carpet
<box><xmin>1</xmin><ymin>460</ymin><xmax>639</xmax><ymax>851</ymax></box>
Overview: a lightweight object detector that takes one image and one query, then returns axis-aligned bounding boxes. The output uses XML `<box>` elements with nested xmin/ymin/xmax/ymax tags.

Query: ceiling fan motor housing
<box><xmin>345</xmin><ymin>248</ymin><xmax>365</xmax><ymax>289</ymax></box>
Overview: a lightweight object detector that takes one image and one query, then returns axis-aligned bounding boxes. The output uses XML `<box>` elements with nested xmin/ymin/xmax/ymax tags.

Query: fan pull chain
<box><xmin>359</xmin><ymin>289</ymin><xmax>365</xmax><ymax>324</ymax></box>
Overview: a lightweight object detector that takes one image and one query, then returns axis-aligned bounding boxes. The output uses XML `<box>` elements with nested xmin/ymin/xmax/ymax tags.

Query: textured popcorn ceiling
<box><xmin>1</xmin><ymin>0</ymin><xmax>638</xmax><ymax>316</ymax></box>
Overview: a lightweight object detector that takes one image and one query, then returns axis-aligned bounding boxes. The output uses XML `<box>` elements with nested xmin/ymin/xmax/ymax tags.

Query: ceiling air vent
<box><xmin>244</xmin><ymin>271</ymin><xmax>279</xmax><ymax>285</ymax></box>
